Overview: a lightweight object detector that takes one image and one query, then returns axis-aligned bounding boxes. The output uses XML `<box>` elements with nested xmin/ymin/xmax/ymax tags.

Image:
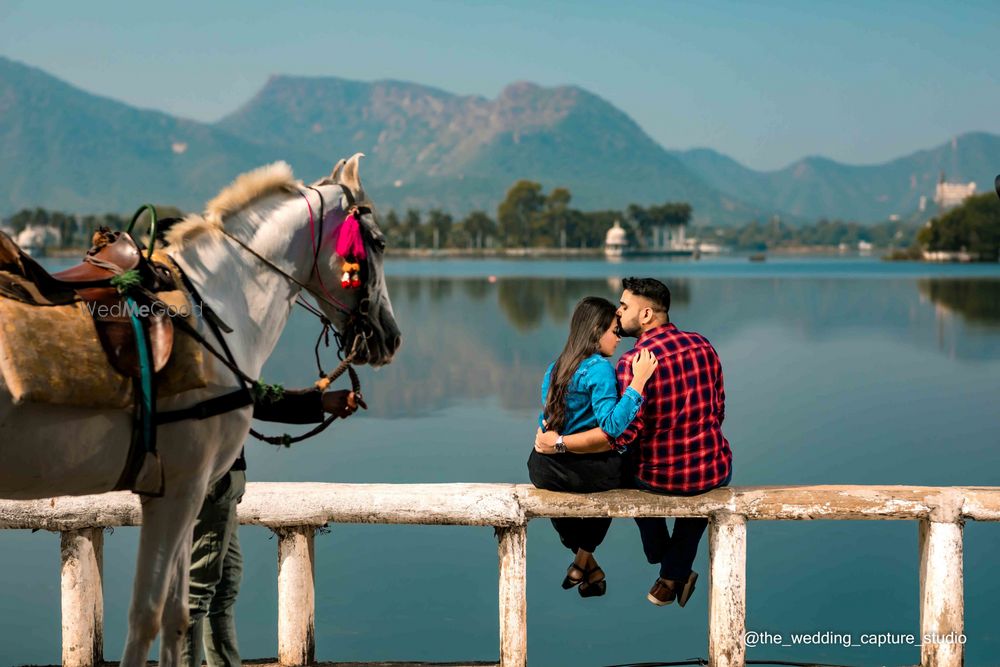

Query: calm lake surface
<box><xmin>3</xmin><ymin>256</ymin><xmax>1000</xmax><ymax>666</ymax></box>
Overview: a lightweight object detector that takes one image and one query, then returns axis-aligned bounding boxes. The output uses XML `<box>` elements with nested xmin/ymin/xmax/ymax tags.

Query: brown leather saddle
<box><xmin>0</xmin><ymin>228</ymin><xmax>176</xmax><ymax>377</ymax></box>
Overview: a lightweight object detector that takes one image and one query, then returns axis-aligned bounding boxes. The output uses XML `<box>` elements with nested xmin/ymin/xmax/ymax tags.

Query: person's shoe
<box><xmin>647</xmin><ymin>577</ymin><xmax>677</xmax><ymax>606</ymax></box>
<box><xmin>578</xmin><ymin>566</ymin><xmax>607</xmax><ymax>598</ymax></box>
<box><xmin>561</xmin><ymin>562</ymin><xmax>587</xmax><ymax>590</ymax></box>
<box><xmin>676</xmin><ymin>571</ymin><xmax>698</xmax><ymax>607</ymax></box>
<box><xmin>647</xmin><ymin>571</ymin><xmax>699</xmax><ymax>607</ymax></box>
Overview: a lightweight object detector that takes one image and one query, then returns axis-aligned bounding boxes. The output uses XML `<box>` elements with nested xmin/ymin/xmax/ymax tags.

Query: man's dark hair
<box><xmin>622</xmin><ymin>277</ymin><xmax>671</xmax><ymax>315</ymax></box>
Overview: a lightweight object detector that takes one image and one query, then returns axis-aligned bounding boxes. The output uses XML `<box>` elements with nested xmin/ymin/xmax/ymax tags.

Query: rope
<box><xmin>248</xmin><ymin>359</ymin><xmax>364</xmax><ymax>447</ymax></box>
<box><xmin>245</xmin><ymin>312</ymin><xmax>366</xmax><ymax>447</ymax></box>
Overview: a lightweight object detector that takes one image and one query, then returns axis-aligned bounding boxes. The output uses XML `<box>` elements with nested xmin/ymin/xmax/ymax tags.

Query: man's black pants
<box><xmin>633</xmin><ymin>469</ymin><xmax>732</xmax><ymax>581</ymax></box>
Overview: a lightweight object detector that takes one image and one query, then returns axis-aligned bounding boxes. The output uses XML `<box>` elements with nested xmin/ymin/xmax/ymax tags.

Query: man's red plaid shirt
<box><xmin>609</xmin><ymin>323</ymin><xmax>732</xmax><ymax>493</ymax></box>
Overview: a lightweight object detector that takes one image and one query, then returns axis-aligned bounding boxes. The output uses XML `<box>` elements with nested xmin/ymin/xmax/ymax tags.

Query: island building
<box><xmin>604</xmin><ymin>220</ymin><xmax>628</xmax><ymax>258</ymax></box>
<box><xmin>15</xmin><ymin>224</ymin><xmax>61</xmax><ymax>257</ymax></box>
<box><xmin>934</xmin><ymin>173</ymin><xmax>976</xmax><ymax>212</ymax></box>
<box><xmin>604</xmin><ymin>218</ymin><xmax>723</xmax><ymax>258</ymax></box>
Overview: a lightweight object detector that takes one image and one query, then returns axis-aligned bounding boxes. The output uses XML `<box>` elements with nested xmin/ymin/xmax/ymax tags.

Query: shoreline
<box><xmin>33</xmin><ymin>245</ymin><xmax>996</xmax><ymax>264</ymax></box>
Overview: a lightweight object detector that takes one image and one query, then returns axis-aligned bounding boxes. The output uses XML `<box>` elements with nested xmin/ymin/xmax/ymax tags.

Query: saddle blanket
<box><xmin>0</xmin><ymin>286</ymin><xmax>208</xmax><ymax>409</ymax></box>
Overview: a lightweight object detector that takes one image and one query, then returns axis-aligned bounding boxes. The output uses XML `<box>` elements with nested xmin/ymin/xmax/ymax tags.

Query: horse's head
<box><xmin>305</xmin><ymin>154</ymin><xmax>401</xmax><ymax>367</ymax></box>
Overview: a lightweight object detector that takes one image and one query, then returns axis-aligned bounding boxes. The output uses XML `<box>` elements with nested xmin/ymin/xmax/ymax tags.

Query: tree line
<box><xmin>5</xmin><ymin>178</ymin><xmax>960</xmax><ymax>255</ymax></box>
<box><xmin>700</xmin><ymin>217</ymin><xmax>921</xmax><ymax>252</ymax></box>
<box><xmin>1</xmin><ymin>208</ymin><xmax>131</xmax><ymax>248</ymax></box>
<box><xmin>917</xmin><ymin>192</ymin><xmax>1000</xmax><ymax>261</ymax></box>
<box><xmin>0</xmin><ymin>181</ymin><xmax>689</xmax><ymax>251</ymax></box>
<box><xmin>380</xmin><ymin>180</ymin><xmax>691</xmax><ymax>250</ymax></box>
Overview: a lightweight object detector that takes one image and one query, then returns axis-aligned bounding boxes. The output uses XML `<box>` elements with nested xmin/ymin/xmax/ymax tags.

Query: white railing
<box><xmin>2</xmin><ymin>483</ymin><xmax>993</xmax><ymax>667</ymax></box>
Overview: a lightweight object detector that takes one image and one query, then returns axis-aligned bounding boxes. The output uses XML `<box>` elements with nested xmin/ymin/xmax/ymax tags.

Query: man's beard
<box><xmin>617</xmin><ymin>318</ymin><xmax>640</xmax><ymax>338</ymax></box>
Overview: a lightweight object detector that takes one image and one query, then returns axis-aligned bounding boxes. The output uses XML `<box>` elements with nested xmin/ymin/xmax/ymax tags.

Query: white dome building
<box><xmin>604</xmin><ymin>220</ymin><xmax>628</xmax><ymax>258</ymax></box>
<box><xmin>15</xmin><ymin>224</ymin><xmax>61</xmax><ymax>257</ymax></box>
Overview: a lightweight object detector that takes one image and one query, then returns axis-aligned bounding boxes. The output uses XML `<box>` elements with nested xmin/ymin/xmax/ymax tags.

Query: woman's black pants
<box><xmin>527</xmin><ymin>449</ymin><xmax>623</xmax><ymax>554</ymax></box>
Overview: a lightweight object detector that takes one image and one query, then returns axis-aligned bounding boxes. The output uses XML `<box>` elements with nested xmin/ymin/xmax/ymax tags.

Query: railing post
<box><xmin>919</xmin><ymin>519</ymin><xmax>964</xmax><ymax>667</ymax></box>
<box><xmin>278</xmin><ymin>526</ymin><xmax>316</xmax><ymax>666</ymax></box>
<box><xmin>61</xmin><ymin>528</ymin><xmax>103</xmax><ymax>667</ymax></box>
<box><xmin>497</xmin><ymin>524</ymin><xmax>527</xmax><ymax>667</ymax></box>
<box><xmin>708</xmin><ymin>512</ymin><xmax>746</xmax><ymax>667</ymax></box>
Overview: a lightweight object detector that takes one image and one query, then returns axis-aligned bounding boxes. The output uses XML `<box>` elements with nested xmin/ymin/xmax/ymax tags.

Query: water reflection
<box><xmin>499</xmin><ymin>278</ymin><xmax>690</xmax><ymax>332</ymax></box>
<box><xmin>263</xmin><ymin>276</ymin><xmax>1000</xmax><ymax>420</ymax></box>
<box><xmin>918</xmin><ymin>279</ymin><xmax>1000</xmax><ymax>325</ymax></box>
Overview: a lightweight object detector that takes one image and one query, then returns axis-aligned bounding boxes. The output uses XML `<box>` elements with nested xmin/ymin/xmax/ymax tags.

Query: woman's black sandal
<box><xmin>578</xmin><ymin>566</ymin><xmax>607</xmax><ymax>598</ymax></box>
<box><xmin>561</xmin><ymin>562</ymin><xmax>587</xmax><ymax>589</ymax></box>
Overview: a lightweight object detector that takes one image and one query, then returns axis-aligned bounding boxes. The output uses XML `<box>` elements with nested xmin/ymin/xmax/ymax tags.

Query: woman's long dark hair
<box><xmin>544</xmin><ymin>296</ymin><xmax>617</xmax><ymax>434</ymax></box>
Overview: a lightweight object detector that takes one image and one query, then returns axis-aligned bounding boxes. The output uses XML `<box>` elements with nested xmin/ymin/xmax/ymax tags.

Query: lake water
<box><xmin>2</xmin><ymin>256</ymin><xmax>1000</xmax><ymax>666</ymax></box>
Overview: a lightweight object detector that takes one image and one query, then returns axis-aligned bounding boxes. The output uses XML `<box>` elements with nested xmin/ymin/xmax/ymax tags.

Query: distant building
<box><xmin>934</xmin><ymin>173</ymin><xmax>976</xmax><ymax>211</ymax></box>
<box><xmin>604</xmin><ymin>220</ymin><xmax>627</xmax><ymax>258</ymax></box>
<box><xmin>15</xmin><ymin>224</ymin><xmax>61</xmax><ymax>256</ymax></box>
<box><xmin>924</xmin><ymin>249</ymin><xmax>977</xmax><ymax>263</ymax></box>
<box><xmin>647</xmin><ymin>221</ymin><xmax>687</xmax><ymax>251</ymax></box>
<box><xmin>604</xmin><ymin>219</ymin><xmax>715</xmax><ymax>258</ymax></box>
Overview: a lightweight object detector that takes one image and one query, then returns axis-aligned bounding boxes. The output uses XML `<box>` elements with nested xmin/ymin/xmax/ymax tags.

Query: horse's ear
<box><xmin>329</xmin><ymin>158</ymin><xmax>347</xmax><ymax>183</ymax></box>
<box><xmin>341</xmin><ymin>152</ymin><xmax>366</xmax><ymax>202</ymax></box>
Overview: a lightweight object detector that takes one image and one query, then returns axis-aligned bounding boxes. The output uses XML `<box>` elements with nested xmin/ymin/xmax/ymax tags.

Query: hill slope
<box><xmin>0</xmin><ymin>57</ymin><xmax>329</xmax><ymax>215</ymax></box>
<box><xmin>215</xmin><ymin>76</ymin><xmax>756</xmax><ymax>222</ymax></box>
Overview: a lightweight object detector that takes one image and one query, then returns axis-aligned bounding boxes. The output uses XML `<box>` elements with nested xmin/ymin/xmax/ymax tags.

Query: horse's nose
<box><xmin>381</xmin><ymin>312</ymin><xmax>401</xmax><ymax>354</ymax></box>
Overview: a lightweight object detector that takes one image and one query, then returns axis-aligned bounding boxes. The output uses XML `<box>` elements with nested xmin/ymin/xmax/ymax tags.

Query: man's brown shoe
<box><xmin>647</xmin><ymin>571</ymin><xmax>699</xmax><ymax>607</ymax></box>
<box><xmin>675</xmin><ymin>571</ymin><xmax>698</xmax><ymax>607</ymax></box>
<box><xmin>647</xmin><ymin>578</ymin><xmax>677</xmax><ymax>606</ymax></box>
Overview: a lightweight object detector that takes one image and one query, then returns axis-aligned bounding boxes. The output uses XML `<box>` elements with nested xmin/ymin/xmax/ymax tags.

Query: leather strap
<box><xmin>154</xmin><ymin>388</ymin><xmax>253</xmax><ymax>425</ymax></box>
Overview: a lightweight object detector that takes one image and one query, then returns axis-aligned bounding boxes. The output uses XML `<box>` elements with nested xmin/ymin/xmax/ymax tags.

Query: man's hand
<box><xmin>322</xmin><ymin>390</ymin><xmax>360</xmax><ymax>418</ymax></box>
<box><xmin>534</xmin><ymin>427</ymin><xmax>560</xmax><ymax>454</ymax></box>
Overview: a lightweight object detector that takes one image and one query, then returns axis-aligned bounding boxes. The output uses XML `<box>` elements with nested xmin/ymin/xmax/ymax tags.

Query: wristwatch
<box><xmin>554</xmin><ymin>435</ymin><xmax>567</xmax><ymax>454</ymax></box>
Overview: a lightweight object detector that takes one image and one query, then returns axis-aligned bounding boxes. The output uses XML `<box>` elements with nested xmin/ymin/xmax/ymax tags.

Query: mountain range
<box><xmin>1</xmin><ymin>55</ymin><xmax>996</xmax><ymax>225</ymax></box>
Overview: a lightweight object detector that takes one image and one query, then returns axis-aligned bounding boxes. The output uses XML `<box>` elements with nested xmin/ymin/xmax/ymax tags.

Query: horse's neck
<box><xmin>171</xmin><ymin>198</ymin><xmax>313</xmax><ymax>380</ymax></box>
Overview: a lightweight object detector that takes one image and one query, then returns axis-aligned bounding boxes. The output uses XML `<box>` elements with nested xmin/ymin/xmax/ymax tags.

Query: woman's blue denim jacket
<box><xmin>538</xmin><ymin>353</ymin><xmax>643</xmax><ymax>437</ymax></box>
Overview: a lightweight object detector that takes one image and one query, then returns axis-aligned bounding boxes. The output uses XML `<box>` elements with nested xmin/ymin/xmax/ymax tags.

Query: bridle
<box><xmin>217</xmin><ymin>182</ymin><xmax>382</xmax><ymax>371</ymax></box>
<box><xmin>158</xmin><ymin>182</ymin><xmax>384</xmax><ymax>445</ymax></box>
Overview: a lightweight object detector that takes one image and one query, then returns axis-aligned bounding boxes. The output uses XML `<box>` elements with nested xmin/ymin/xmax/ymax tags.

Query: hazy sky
<box><xmin>1</xmin><ymin>0</ymin><xmax>996</xmax><ymax>171</ymax></box>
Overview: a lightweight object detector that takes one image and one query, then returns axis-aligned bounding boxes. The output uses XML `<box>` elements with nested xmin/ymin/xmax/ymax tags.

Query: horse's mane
<box><xmin>165</xmin><ymin>161</ymin><xmax>300</xmax><ymax>247</ymax></box>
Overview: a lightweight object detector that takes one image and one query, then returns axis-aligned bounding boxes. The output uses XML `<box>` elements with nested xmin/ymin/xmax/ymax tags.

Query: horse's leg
<box><xmin>120</xmin><ymin>482</ymin><xmax>206</xmax><ymax>667</ymax></box>
<box><xmin>159</xmin><ymin>517</ymin><xmax>195</xmax><ymax>666</ymax></box>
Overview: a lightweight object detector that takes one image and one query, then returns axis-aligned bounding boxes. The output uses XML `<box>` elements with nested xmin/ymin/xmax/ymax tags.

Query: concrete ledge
<box><xmin>2</xmin><ymin>483</ymin><xmax>1000</xmax><ymax>531</ymax></box>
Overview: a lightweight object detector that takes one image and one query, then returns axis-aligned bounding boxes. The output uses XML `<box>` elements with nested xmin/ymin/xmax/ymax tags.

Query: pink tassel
<box><xmin>334</xmin><ymin>213</ymin><xmax>367</xmax><ymax>260</ymax></box>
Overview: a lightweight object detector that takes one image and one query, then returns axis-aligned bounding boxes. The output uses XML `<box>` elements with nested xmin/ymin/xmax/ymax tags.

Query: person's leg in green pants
<box><xmin>203</xmin><ymin>522</ymin><xmax>243</xmax><ymax>665</ymax></box>
<box><xmin>182</xmin><ymin>470</ymin><xmax>246</xmax><ymax>667</ymax></box>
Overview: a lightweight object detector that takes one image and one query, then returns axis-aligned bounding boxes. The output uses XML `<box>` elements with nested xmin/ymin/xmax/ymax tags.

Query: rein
<box><xmin>248</xmin><ymin>352</ymin><xmax>365</xmax><ymax>447</ymax></box>
<box><xmin>219</xmin><ymin>212</ymin><xmax>353</xmax><ymax>319</ymax></box>
<box><xmin>301</xmin><ymin>186</ymin><xmax>352</xmax><ymax>312</ymax></box>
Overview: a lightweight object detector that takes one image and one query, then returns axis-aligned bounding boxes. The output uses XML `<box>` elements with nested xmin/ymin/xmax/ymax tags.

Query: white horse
<box><xmin>0</xmin><ymin>154</ymin><xmax>400</xmax><ymax>665</ymax></box>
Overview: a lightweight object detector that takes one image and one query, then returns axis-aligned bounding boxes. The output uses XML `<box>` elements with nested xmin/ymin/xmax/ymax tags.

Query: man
<box><xmin>182</xmin><ymin>388</ymin><xmax>360</xmax><ymax>667</ymax></box>
<box><xmin>535</xmin><ymin>277</ymin><xmax>731</xmax><ymax>607</ymax></box>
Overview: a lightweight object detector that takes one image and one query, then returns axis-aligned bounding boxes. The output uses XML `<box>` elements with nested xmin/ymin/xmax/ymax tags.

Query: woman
<box><xmin>528</xmin><ymin>296</ymin><xmax>657</xmax><ymax>597</ymax></box>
